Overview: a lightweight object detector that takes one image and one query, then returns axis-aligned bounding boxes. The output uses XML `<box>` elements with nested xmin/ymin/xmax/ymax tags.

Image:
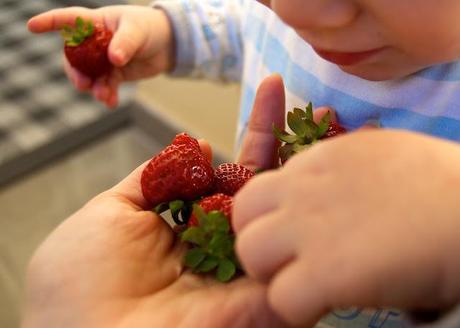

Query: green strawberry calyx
<box><xmin>154</xmin><ymin>200</ymin><xmax>194</xmax><ymax>226</ymax></box>
<box><xmin>273</xmin><ymin>102</ymin><xmax>331</xmax><ymax>163</ymax></box>
<box><xmin>181</xmin><ymin>204</ymin><xmax>239</xmax><ymax>282</ymax></box>
<box><xmin>61</xmin><ymin>17</ymin><xmax>94</xmax><ymax>47</ymax></box>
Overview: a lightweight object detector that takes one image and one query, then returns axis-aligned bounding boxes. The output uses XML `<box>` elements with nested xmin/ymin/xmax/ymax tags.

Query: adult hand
<box><xmin>22</xmin><ymin>74</ymin><xmax>296</xmax><ymax>328</ymax></box>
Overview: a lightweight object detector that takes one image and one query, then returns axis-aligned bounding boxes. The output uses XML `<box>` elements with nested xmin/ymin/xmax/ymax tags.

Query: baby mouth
<box><xmin>313</xmin><ymin>47</ymin><xmax>386</xmax><ymax>66</ymax></box>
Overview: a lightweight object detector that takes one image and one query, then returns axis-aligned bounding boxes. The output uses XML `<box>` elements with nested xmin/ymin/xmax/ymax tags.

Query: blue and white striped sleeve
<box><xmin>152</xmin><ymin>0</ymin><xmax>245</xmax><ymax>82</ymax></box>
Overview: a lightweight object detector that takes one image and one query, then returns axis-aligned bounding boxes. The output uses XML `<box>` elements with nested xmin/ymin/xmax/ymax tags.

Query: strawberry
<box><xmin>273</xmin><ymin>103</ymin><xmax>347</xmax><ymax>163</ymax></box>
<box><xmin>181</xmin><ymin>194</ymin><xmax>238</xmax><ymax>282</ymax></box>
<box><xmin>172</xmin><ymin>132</ymin><xmax>200</xmax><ymax>149</ymax></box>
<box><xmin>141</xmin><ymin>133</ymin><xmax>214</xmax><ymax>207</ymax></box>
<box><xmin>188</xmin><ymin>193</ymin><xmax>233</xmax><ymax>228</ymax></box>
<box><xmin>214</xmin><ymin>163</ymin><xmax>255</xmax><ymax>196</ymax></box>
<box><xmin>62</xmin><ymin>17</ymin><xmax>113</xmax><ymax>79</ymax></box>
<box><xmin>323</xmin><ymin>121</ymin><xmax>347</xmax><ymax>139</ymax></box>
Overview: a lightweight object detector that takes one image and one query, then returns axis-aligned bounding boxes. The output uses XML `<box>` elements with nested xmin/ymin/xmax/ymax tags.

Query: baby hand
<box><xmin>28</xmin><ymin>5</ymin><xmax>174</xmax><ymax>108</ymax></box>
<box><xmin>234</xmin><ymin>129</ymin><xmax>460</xmax><ymax>327</ymax></box>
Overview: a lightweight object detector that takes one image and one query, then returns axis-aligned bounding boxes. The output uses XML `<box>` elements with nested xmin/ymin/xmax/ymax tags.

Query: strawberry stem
<box><xmin>181</xmin><ymin>205</ymin><xmax>239</xmax><ymax>282</ymax></box>
<box><xmin>153</xmin><ymin>200</ymin><xmax>194</xmax><ymax>225</ymax></box>
<box><xmin>61</xmin><ymin>17</ymin><xmax>94</xmax><ymax>47</ymax></box>
<box><xmin>273</xmin><ymin>103</ymin><xmax>333</xmax><ymax>163</ymax></box>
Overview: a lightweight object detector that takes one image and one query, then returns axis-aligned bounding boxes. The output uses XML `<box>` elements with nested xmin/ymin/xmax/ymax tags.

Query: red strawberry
<box><xmin>172</xmin><ymin>132</ymin><xmax>200</xmax><ymax>149</ymax></box>
<box><xmin>141</xmin><ymin>133</ymin><xmax>214</xmax><ymax>206</ymax></box>
<box><xmin>62</xmin><ymin>17</ymin><xmax>113</xmax><ymax>79</ymax></box>
<box><xmin>322</xmin><ymin>121</ymin><xmax>347</xmax><ymax>139</ymax></box>
<box><xmin>188</xmin><ymin>193</ymin><xmax>233</xmax><ymax>228</ymax></box>
<box><xmin>273</xmin><ymin>103</ymin><xmax>347</xmax><ymax>163</ymax></box>
<box><xmin>182</xmin><ymin>194</ymin><xmax>238</xmax><ymax>282</ymax></box>
<box><xmin>214</xmin><ymin>163</ymin><xmax>255</xmax><ymax>196</ymax></box>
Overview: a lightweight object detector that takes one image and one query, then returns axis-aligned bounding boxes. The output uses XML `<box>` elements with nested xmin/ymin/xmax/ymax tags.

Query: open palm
<box><xmin>22</xmin><ymin>76</ymin><xmax>288</xmax><ymax>328</ymax></box>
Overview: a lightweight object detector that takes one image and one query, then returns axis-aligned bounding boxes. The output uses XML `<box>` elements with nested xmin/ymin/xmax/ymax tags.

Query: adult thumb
<box><xmin>237</xmin><ymin>74</ymin><xmax>286</xmax><ymax>171</ymax></box>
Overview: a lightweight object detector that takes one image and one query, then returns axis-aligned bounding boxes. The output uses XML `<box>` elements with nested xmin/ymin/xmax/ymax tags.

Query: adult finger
<box><xmin>109</xmin><ymin>160</ymin><xmax>150</xmax><ymax>210</ymax></box>
<box><xmin>237</xmin><ymin>74</ymin><xmax>286</xmax><ymax>171</ymax></box>
<box><xmin>198</xmin><ymin>139</ymin><xmax>213</xmax><ymax>163</ymax></box>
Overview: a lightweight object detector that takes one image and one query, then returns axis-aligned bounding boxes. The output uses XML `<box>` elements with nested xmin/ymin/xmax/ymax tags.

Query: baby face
<box><xmin>258</xmin><ymin>0</ymin><xmax>460</xmax><ymax>80</ymax></box>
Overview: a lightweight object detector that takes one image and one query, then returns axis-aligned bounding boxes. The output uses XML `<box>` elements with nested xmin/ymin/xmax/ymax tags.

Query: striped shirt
<box><xmin>154</xmin><ymin>0</ymin><xmax>460</xmax><ymax>151</ymax></box>
<box><xmin>153</xmin><ymin>0</ymin><xmax>460</xmax><ymax>327</ymax></box>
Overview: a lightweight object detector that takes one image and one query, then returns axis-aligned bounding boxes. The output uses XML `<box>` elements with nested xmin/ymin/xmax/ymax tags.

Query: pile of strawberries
<box><xmin>141</xmin><ymin>133</ymin><xmax>255</xmax><ymax>282</ymax></box>
<box><xmin>140</xmin><ymin>103</ymin><xmax>346</xmax><ymax>282</ymax></box>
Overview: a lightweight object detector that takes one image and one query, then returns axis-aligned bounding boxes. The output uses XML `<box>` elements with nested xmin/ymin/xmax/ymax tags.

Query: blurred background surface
<box><xmin>0</xmin><ymin>0</ymin><xmax>240</xmax><ymax>326</ymax></box>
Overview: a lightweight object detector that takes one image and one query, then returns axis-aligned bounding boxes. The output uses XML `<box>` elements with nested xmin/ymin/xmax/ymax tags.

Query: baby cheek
<box><xmin>378</xmin><ymin>6</ymin><xmax>460</xmax><ymax>63</ymax></box>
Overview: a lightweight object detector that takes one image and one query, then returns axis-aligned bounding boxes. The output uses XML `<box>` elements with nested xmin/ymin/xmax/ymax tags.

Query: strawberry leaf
<box><xmin>272</xmin><ymin>125</ymin><xmax>298</xmax><ymax>143</ymax></box>
<box><xmin>292</xmin><ymin>143</ymin><xmax>310</xmax><ymax>153</ymax></box>
<box><xmin>302</xmin><ymin>119</ymin><xmax>317</xmax><ymax>142</ymax></box>
<box><xmin>61</xmin><ymin>26</ymin><xmax>73</xmax><ymax>40</ymax></box>
<box><xmin>279</xmin><ymin>143</ymin><xmax>294</xmax><ymax>163</ymax></box>
<box><xmin>209</xmin><ymin>233</ymin><xmax>233</xmax><ymax>257</ymax></box>
<box><xmin>181</xmin><ymin>227</ymin><xmax>206</xmax><ymax>245</ymax></box>
<box><xmin>180</xmin><ymin>204</ymin><xmax>192</xmax><ymax>225</ymax></box>
<box><xmin>76</xmin><ymin>17</ymin><xmax>84</xmax><ymax>30</ymax></box>
<box><xmin>207</xmin><ymin>211</ymin><xmax>230</xmax><ymax>233</ymax></box>
<box><xmin>316</xmin><ymin>111</ymin><xmax>331</xmax><ymax>138</ymax></box>
<box><xmin>293</xmin><ymin>107</ymin><xmax>306</xmax><ymax>119</ymax></box>
<box><xmin>63</xmin><ymin>25</ymin><xmax>72</xmax><ymax>34</ymax></box>
<box><xmin>170</xmin><ymin>200</ymin><xmax>185</xmax><ymax>223</ymax></box>
<box><xmin>86</xmin><ymin>21</ymin><xmax>94</xmax><ymax>37</ymax></box>
<box><xmin>254</xmin><ymin>168</ymin><xmax>265</xmax><ymax>174</ymax></box>
<box><xmin>62</xmin><ymin>17</ymin><xmax>94</xmax><ymax>47</ymax></box>
<box><xmin>153</xmin><ymin>202</ymin><xmax>169</xmax><ymax>214</ymax></box>
<box><xmin>196</xmin><ymin>256</ymin><xmax>219</xmax><ymax>273</ymax></box>
<box><xmin>216</xmin><ymin>258</ymin><xmax>236</xmax><ymax>282</ymax></box>
<box><xmin>193</xmin><ymin>204</ymin><xmax>209</xmax><ymax>226</ymax></box>
<box><xmin>305</xmin><ymin>102</ymin><xmax>314</xmax><ymax>121</ymax></box>
<box><xmin>184</xmin><ymin>248</ymin><xmax>206</xmax><ymax>269</ymax></box>
<box><xmin>287</xmin><ymin>111</ymin><xmax>307</xmax><ymax>137</ymax></box>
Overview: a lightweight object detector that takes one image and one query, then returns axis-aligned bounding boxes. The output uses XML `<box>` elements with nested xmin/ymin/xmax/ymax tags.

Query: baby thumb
<box><xmin>108</xmin><ymin>19</ymin><xmax>145</xmax><ymax>67</ymax></box>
